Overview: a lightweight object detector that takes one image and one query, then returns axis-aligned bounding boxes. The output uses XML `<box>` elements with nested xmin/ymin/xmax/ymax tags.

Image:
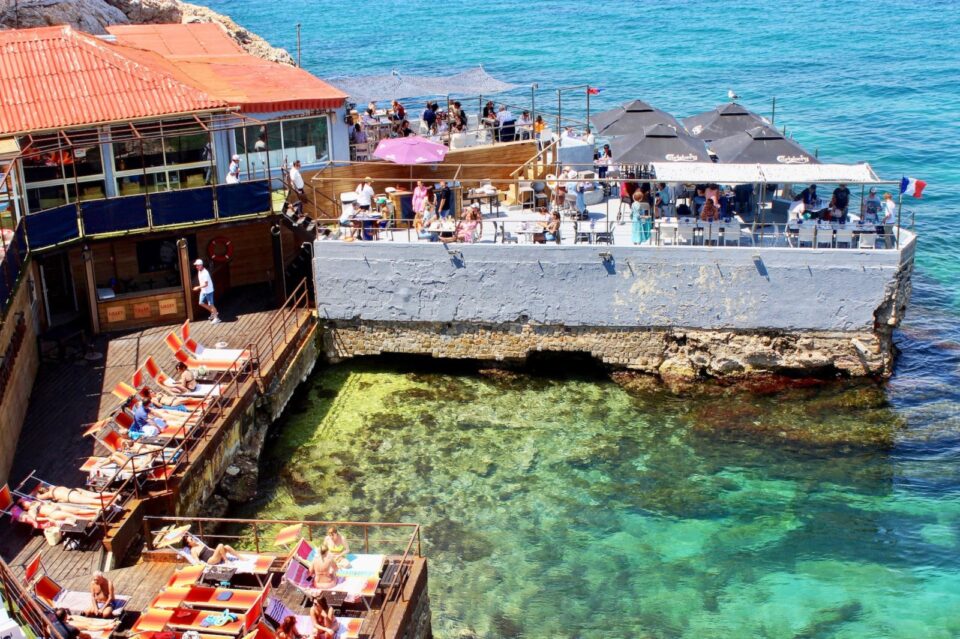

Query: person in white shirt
<box><xmin>355</xmin><ymin>177</ymin><xmax>375</xmax><ymax>211</ymax></box>
<box><xmin>496</xmin><ymin>105</ymin><xmax>514</xmax><ymax>125</ymax></box>
<box><xmin>582</xmin><ymin>127</ymin><xmax>595</xmax><ymax>146</ymax></box>
<box><xmin>192</xmin><ymin>259</ymin><xmax>219</xmax><ymax>323</ymax></box>
<box><xmin>516</xmin><ymin>111</ymin><xmax>533</xmax><ymax>140</ymax></box>
<box><xmin>225</xmin><ymin>155</ymin><xmax>240</xmax><ymax>184</ymax></box>
<box><xmin>881</xmin><ymin>191</ymin><xmax>897</xmax><ymax>247</ymax></box>
<box><xmin>287</xmin><ymin>160</ymin><xmax>306</xmax><ymax>216</ymax></box>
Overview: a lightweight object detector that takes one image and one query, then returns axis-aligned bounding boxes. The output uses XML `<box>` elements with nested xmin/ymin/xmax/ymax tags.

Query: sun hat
<box><xmin>194</xmin><ymin>259</ymin><xmax>203</xmax><ymax>266</ymax></box>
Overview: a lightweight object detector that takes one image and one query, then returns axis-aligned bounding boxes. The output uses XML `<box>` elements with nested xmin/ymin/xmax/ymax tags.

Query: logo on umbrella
<box><xmin>665</xmin><ymin>153</ymin><xmax>698</xmax><ymax>162</ymax></box>
<box><xmin>776</xmin><ymin>155</ymin><xmax>810</xmax><ymax>164</ymax></box>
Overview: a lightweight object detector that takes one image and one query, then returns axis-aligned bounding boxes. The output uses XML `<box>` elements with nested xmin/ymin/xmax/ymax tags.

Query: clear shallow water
<box><xmin>242</xmin><ymin>363</ymin><xmax>960</xmax><ymax>638</ymax></box>
<box><xmin>210</xmin><ymin>0</ymin><xmax>960</xmax><ymax>635</ymax></box>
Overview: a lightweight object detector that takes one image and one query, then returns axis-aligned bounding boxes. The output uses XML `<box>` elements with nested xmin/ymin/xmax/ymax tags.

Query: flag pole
<box><xmin>896</xmin><ymin>188</ymin><xmax>903</xmax><ymax>249</ymax></box>
<box><xmin>586</xmin><ymin>85</ymin><xmax>591</xmax><ymax>134</ymax></box>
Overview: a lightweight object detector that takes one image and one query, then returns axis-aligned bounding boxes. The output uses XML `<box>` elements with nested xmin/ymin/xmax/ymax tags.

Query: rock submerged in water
<box><xmin>219</xmin><ymin>453</ymin><xmax>260</xmax><ymax>503</ymax></box>
<box><xmin>0</xmin><ymin>0</ymin><xmax>295</xmax><ymax>65</ymax></box>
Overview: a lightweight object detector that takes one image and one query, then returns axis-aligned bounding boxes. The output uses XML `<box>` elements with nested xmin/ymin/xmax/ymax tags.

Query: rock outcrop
<box><xmin>0</xmin><ymin>0</ymin><xmax>294</xmax><ymax>65</ymax></box>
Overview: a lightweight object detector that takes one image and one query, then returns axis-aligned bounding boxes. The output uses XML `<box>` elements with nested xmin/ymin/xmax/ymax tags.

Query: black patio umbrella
<box><xmin>590</xmin><ymin>99</ymin><xmax>682</xmax><ymax>136</ymax></box>
<box><xmin>682</xmin><ymin>102</ymin><xmax>771</xmax><ymax>141</ymax></box>
<box><xmin>709</xmin><ymin>125</ymin><xmax>820</xmax><ymax>164</ymax></box>
<box><xmin>610</xmin><ymin>123</ymin><xmax>711</xmax><ymax>164</ymax></box>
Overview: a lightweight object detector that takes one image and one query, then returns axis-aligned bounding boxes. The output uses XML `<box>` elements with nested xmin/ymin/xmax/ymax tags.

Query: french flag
<box><xmin>900</xmin><ymin>176</ymin><xmax>926</xmax><ymax>198</ymax></box>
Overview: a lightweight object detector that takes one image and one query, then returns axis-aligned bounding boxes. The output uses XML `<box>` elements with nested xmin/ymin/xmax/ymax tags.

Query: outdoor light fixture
<box><xmin>599</xmin><ymin>252</ymin><xmax>613</xmax><ymax>261</ymax></box>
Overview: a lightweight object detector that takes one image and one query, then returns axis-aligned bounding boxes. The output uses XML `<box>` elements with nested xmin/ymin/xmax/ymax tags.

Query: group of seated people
<box><xmin>789</xmin><ymin>183</ymin><xmax>896</xmax><ymax>226</ymax></box>
<box><xmin>415</xmin><ymin>202</ymin><xmax>484</xmax><ymax>243</ymax></box>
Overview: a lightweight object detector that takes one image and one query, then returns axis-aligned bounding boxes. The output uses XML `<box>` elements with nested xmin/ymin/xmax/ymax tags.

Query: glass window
<box><xmin>71</xmin><ymin>144</ymin><xmax>103</xmax><ymax>178</ymax></box>
<box><xmin>282</xmin><ymin>117</ymin><xmax>329</xmax><ymax>164</ymax></box>
<box><xmin>26</xmin><ymin>184</ymin><xmax>67</xmax><ymax>211</ymax></box>
<box><xmin>77</xmin><ymin>180</ymin><xmax>106</xmax><ymax>201</ymax></box>
<box><xmin>175</xmin><ymin>167</ymin><xmax>209</xmax><ymax>189</ymax></box>
<box><xmin>165</xmin><ymin>131</ymin><xmax>208</xmax><ymax>165</ymax></box>
<box><xmin>21</xmin><ymin>152</ymin><xmax>63</xmax><ymax>184</ymax></box>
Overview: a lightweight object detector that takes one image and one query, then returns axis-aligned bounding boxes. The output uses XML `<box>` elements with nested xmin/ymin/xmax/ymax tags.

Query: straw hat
<box><xmin>364</xmin><ymin>176</ymin><xmax>374</xmax><ymax>183</ymax></box>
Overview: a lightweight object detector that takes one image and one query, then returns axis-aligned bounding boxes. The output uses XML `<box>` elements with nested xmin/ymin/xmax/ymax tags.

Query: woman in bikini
<box><xmin>37</xmin><ymin>486</ymin><xmax>116</xmax><ymax>506</ymax></box>
<box><xmin>163</xmin><ymin>362</ymin><xmax>198</xmax><ymax>395</ymax></box>
<box><xmin>308</xmin><ymin>547</ymin><xmax>339</xmax><ymax>590</ymax></box>
<box><xmin>321</xmin><ymin>526</ymin><xmax>350</xmax><ymax>560</ymax></box>
<box><xmin>184</xmin><ymin>535</ymin><xmax>241</xmax><ymax>565</ymax></box>
<box><xmin>309</xmin><ymin>597</ymin><xmax>339</xmax><ymax>639</ymax></box>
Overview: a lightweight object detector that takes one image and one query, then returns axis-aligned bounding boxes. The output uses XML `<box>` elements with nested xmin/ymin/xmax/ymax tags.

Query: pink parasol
<box><xmin>373</xmin><ymin>135</ymin><xmax>448</xmax><ymax>164</ymax></box>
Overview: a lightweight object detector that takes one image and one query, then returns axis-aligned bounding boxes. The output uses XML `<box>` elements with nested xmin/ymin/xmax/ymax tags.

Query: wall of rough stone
<box><xmin>313</xmin><ymin>238</ymin><xmax>914</xmax><ymax>332</ymax></box>
<box><xmin>322</xmin><ymin>321</ymin><xmax>893</xmax><ymax>380</ymax></box>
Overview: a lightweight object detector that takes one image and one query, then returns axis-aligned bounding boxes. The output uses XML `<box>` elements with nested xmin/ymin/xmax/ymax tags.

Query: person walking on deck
<box><xmin>193</xmin><ymin>259</ymin><xmax>219</xmax><ymax>323</ymax></box>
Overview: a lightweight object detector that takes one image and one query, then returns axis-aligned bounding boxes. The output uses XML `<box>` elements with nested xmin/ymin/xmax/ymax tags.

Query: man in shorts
<box><xmin>193</xmin><ymin>259</ymin><xmax>219</xmax><ymax>323</ymax></box>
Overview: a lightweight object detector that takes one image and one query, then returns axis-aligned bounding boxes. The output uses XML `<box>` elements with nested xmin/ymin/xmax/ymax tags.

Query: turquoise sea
<box><xmin>209</xmin><ymin>1</ymin><xmax>960</xmax><ymax>636</ymax></box>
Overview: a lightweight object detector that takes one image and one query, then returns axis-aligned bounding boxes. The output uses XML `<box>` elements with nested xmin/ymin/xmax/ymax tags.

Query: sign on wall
<box><xmin>133</xmin><ymin>302</ymin><xmax>152</xmax><ymax>319</ymax></box>
<box><xmin>158</xmin><ymin>298</ymin><xmax>178</xmax><ymax>316</ymax></box>
<box><xmin>106</xmin><ymin>306</ymin><xmax>126</xmax><ymax>323</ymax></box>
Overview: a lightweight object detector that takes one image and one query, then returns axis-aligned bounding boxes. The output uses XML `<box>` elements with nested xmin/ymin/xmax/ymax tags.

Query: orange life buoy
<box><xmin>207</xmin><ymin>236</ymin><xmax>233</xmax><ymax>263</ymax></box>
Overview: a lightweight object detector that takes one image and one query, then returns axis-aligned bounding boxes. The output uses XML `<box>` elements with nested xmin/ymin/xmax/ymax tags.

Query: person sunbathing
<box><xmin>84</xmin><ymin>571</ymin><xmax>116</xmax><ymax>618</ymax></box>
<box><xmin>163</xmin><ymin>362</ymin><xmax>199</xmax><ymax>394</ymax></box>
<box><xmin>184</xmin><ymin>535</ymin><xmax>241</xmax><ymax>565</ymax></box>
<box><xmin>37</xmin><ymin>486</ymin><xmax>116</xmax><ymax>506</ymax></box>
<box><xmin>54</xmin><ymin>609</ymin><xmax>93</xmax><ymax>639</ymax></box>
<box><xmin>17</xmin><ymin>500</ymin><xmax>96</xmax><ymax>527</ymax></box>
<box><xmin>139</xmin><ymin>386</ymin><xmax>189</xmax><ymax>410</ymax></box>
<box><xmin>308</xmin><ymin>546</ymin><xmax>339</xmax><ymax>590</ymax></box>
<box><xmin>321</xmin><ymin>526</ymin><xmax>350</xmax><ymax>559</ymax></box>
<box><xmin>309</xmin><ymin>597</ymin><xmax>339</xmax><ymax>639</ymax></box>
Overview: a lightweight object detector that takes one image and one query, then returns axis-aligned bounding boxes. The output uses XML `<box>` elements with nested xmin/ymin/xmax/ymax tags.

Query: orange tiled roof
<box><xmin>0</xmin><ymin>26</ymin><xmax>232</xmax><ymax>136</ymax></box>
<box><xmin>107</xmin><ymin>23</ymin><xmax>348</xmax><ymax>112</ymax></box>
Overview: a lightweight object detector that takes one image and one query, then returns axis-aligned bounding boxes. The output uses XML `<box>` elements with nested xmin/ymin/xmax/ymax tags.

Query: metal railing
<box><xmin>142</xmin><ymin>515</ymin><xmax>422</xmax><ymax>638</ymax></box>
<box><xmin>92</xmin><ymin>278</ymin><xmax>315</xmax><ymax>511</ymax></box>
<box><xmin>0</xmin><ymin>555</ymin><xmax>66</xmax><ymax>639</ymax></box>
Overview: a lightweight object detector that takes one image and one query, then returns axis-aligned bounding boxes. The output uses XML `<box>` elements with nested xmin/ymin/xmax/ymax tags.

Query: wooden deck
<box><xmin>1</xmin><ymin>282</ymin><xmax>315</xmax><ymax>570</ymax></box>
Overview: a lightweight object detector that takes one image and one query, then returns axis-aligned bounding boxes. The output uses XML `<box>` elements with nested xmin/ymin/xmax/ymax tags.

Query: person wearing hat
<box><xmin>861</xmin><ymin>186</ymin><xmax>881</xmax><ymax>224</ymax></box>
<box><xmin>226</xmin><ymin>154</ymin><xmax>241</xmax><ymax>184</ymax></box>
<box><xmin>355</xmin><ymin>177</ymin><xmax>375</xmax><ymax>211</ymax></box>
<box><xmin>193</xmin><ymin>259</ymin><xmax>219</xmax><ymax>323</ymax></box>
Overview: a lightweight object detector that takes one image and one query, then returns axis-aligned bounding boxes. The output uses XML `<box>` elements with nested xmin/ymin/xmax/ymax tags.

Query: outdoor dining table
<box><xmin>465</xmin><ymin>190</ymin><xmax>501</xmax><ymax>216</ymax></box>
<box><xmin>353</xmin><ymin>212</ymin><xmax>383</xmax><ymax>240</ymax></box>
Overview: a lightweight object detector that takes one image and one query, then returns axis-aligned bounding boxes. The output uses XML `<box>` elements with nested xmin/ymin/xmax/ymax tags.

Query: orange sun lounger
<box><xmin>165</xmin><ymin>565</ymin><xmax>206</xmax><ymax>589</ymax></box>
<box><xmin>180</xmin><ymin>321</ymin><xmax>251</xmax><ymax>362</ymax></box>
<box><xmin>151</xmin><ymin>585</ymin><xmax>265</xmax><ymax>612</ymax></box>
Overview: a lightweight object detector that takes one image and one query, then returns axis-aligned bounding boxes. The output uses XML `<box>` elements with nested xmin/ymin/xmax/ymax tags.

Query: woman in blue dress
<box><xmin>630</xmin><ymin>190</ymin><xmax>652</xmax><ymax>245</ymax></box>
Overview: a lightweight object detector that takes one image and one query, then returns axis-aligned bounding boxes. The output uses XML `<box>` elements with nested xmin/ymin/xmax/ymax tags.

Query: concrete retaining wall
<box><xmin>313</xmin><ymin>240</ymin><xmax>913</xmax><ymax>332</ymax></box>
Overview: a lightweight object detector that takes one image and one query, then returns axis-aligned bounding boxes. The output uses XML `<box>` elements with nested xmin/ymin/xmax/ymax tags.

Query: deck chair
<box><xmin>173</xmin><ymin>348</ymin><xmax>246</xmax><ymax>374</ymax></box>
<box><xmin>165</xmin><ymin>565</ymin><xmax>206</xmax><ymax>589</ymax></box>
<box><xmin>177</xmin><ymin>536</ymin><xmax>274</xmax><ymax>575</ymax></box>
<box><xmin>144</xmin><ymin>357</ymin><xmax>221</xmax><ymax>399</ymax></box>
<box><xmin>34</xmin><ymin>574</ymin><xmax>129</xmax><ymax>616</ymax></box>
<box><xmin>164</xmin><ymin>589</ymin><xmax>264</xmax><ymax>637</ymax></box>
<box><xmin>168</xmin><ymin>329</ymin><xmax>250</xmax><ymax>369</ymax></box>
<box><xmin>24</xmin><ymin>553</ymin><xmax>45</xmax><ymax>583</ymax></box>
<box><xmin>265</xmin><ymin>598</ymin><xmax>363</xmax><ymax>639</ymax></box>
<box><xmin>182</xmin><ymin>321</ymin><xmax>251</xmax><ymax>364</ymax></box>
<box><xmin>151</xmin><ymin>584</ymin><xmax>267</xmax><ymax>612</ymax></box>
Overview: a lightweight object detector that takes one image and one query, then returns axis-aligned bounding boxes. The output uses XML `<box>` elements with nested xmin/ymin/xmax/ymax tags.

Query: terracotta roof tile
<box><xmin>0</xmin><ymin>25</ymin><xmax>231</xmax><ymax>136</ymax></box>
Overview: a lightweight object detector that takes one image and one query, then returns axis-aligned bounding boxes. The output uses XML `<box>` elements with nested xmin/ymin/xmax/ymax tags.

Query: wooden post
<box><xmin>178</xmin><ymin>238</ymin><xmax>194</xmax><ymax>321</ymax></box>
<box><xmin>81</xmin><ymin>246</ymin><xmax>100</xmax><ymax>335</ymax></box>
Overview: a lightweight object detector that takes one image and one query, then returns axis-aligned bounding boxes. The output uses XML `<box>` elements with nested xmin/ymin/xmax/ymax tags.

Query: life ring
<box><xmin>207</xmin><ymin>236</ymin><xmax>233</xmax><ymax>263</ymax></box>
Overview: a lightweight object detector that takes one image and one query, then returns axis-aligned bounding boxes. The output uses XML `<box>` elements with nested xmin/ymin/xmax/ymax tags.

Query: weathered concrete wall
<box><xmin>313</xmin><ymin>239</ymin><xmax>913</xmax><ymax>332</ymax></box>
<box><xmin>313</xmin><ymin>236</ymin><xmax>914</xmax><ymax>379</ymax></box>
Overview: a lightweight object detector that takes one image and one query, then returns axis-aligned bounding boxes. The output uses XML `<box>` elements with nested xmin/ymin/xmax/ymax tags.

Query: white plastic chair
<box><xmin>517</xmin><ymin>180</ymin><xmax>535</xmax><ymax>210</ymax></box>
<box><xmin>722</xmin><ymin>223</ymin><xmax>741</xmax><ymax>246</ymax></box>
<box><xmin>858</xmin><ymin>232</ymin><xmax>877</xmax><ymax>249</ymax></box>
<box><xmin>816</xmin><ymin>226</ymin><xmax>834</xmax><ymax>248</ymax></box>
<box><xmin>835</xmin><ymin>227</ymin><xmax>854</xmax><ymax>248</ymax></box>
<box><xmin>676</xmin><ymin>223</ymin><xmax>696</xmax><ymax>245</ymax></box>
<box><xmin>797</xmin><ymin>224</ymin><xmax>816</xmax><ymax>247</ymax></box>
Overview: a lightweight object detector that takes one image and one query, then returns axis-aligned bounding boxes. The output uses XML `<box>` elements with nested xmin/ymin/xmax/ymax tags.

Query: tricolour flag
<box><xmin>587</xmin><ymin>87</ymin><xmax>601</xmax><ymax>95</ymax></box>
<box><xmin>900</xmin><ymin>176</ymin><xmax>926</xmax><ymax>198</ymax></box>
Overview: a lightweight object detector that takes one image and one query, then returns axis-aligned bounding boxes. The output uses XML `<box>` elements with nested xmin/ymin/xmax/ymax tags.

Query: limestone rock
<box><xmin>219</xmin><ymin>453</ymin><xmax>259</xmax><ymax>504</ymax></box>
<box><xmin>0</xmin><ymin>0</ymin><xmax>128</xmax><ymax>34</ymax></box>
<box><xmin>0</xmin><ymin>0</ymin><xmax>295</xmax><ymax>65</ymax></box>
<box><xmin>198</xmin><ymin>493</ymin><xmax>229</xmax><ymax>519</ymax></box>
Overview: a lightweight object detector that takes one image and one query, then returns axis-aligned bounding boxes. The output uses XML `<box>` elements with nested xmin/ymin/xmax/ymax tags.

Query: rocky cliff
<box><xmin>0</xmin><ymin>0</ymin><xmax>294</xmax><ymax>64</ymax></box>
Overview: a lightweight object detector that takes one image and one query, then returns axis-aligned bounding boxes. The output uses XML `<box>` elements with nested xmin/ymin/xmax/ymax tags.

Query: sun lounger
<box><xmin>179</xmin><ymin>321</ymin><xmax>251</xmax><ymax>363</ymax></box>
<box><xmin>143</xmin><ymin>357</ymin><xmax>221</xmax><ymax>399</ymax></box>
<box><xmin>176</xmin><ymin>538</ymin><xmax>274</xmax><ymax>575</ymax></box>
<box><xmin>55</xmin><ymin>615</ymin><xmax>118</xmax><ymax>639</ymax></box>
<box><xmin>150</xmin><ymin>585</ymin><xmax>265</xmax><ymax>612</ymax></box>
<box><xmin>165</xmin><ymin>565</ymin><xmax>206</xmax><ymax>589</ymax></box>
<box><xmin>241</xmin><ymin>622</ymin><xmax>277</xmax><ymax>639</ymax></box>
<box><xmin>34</xmin><ymin>575</ymin><xmax>129</xmax><ymax>616</ymax></box>
<box><xmin>163</xmin><ymin>589</ymin><xmax>264</xmax><ymax>636</ymax></box>
<box><xmin>265</xmin><ymin>597</ymin><xmax>363</xmax><ymax>639</ymax></box>
<box><xmin>166</xmin><ymin>332</ymin><xmax>248</xmax><ymax>372</ymax></box>
<box><xmin>282</xmin><ymin>556</ymin><xmax>378</xmax><ymax>602</ymax></box>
